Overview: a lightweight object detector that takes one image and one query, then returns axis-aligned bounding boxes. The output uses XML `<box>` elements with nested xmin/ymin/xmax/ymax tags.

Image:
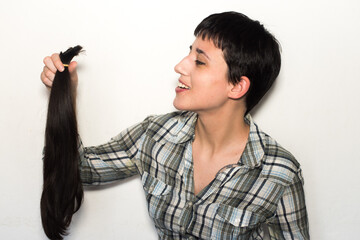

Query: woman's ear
<box><xmin>228</xmin><ymin>76</ymin><xmax>250</xmax><ymax>99</ymax></box>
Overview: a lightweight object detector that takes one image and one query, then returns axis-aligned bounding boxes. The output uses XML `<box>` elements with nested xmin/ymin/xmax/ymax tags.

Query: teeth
<box><xmin>178</xmin><ymin>82</ymin><xmax>190</xmax><ymax>89</ymax></box>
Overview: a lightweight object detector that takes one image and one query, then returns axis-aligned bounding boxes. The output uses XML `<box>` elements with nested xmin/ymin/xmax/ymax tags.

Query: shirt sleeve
<box><xmin>79</xmin><ymin>116</ymin><xmax>151</xmax><ymax>185</ymax></box>
<box><xmin>266</xmin><ymin>169</ymin><xmax>310</xmax><ymax>240</ymax></box>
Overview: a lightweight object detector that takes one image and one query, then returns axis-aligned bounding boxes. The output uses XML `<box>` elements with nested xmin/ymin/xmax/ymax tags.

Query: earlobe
<box><xmin>228</xmin><ymin>76</ymin><xmax>250</xmax><ymax>99</ymax></box>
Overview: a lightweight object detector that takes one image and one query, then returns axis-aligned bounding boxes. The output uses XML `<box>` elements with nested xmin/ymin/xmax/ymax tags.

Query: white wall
<box><xmin>1</xmin><ymin>0</ymin><xmax>359</xmax><ymax>239</ymax></box>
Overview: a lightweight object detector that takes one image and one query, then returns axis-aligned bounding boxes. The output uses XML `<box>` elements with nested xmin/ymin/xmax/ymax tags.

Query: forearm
<box><xmin>78</xmin><ymin>116</ymin><xmax>152</xmax><ymax>185</ymax></box>
<box><xmin>79</xmin><ymin>137</ymin><xmax>139</xmax><ymax>185</ymax></box>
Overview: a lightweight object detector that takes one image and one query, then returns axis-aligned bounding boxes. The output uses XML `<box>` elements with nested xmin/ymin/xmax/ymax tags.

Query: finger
<box><xmin>41</xmin><ymin>71</ymin><xmax>53</xmax><ymax>88</ymax></box>
<box><xmin>68</xmin><ymin>61</ymin><xmax>78</xmax><ymax>81</ymax></box>
<box><xmin>43</xmin><ymin>66</ymin><xmax>55</xmax><ymax>81</ymax></box>
<box><xmin>43</xmin><ymin>56</ymin><xmax>57</xmax><ymax>73</ymax></box>
<box><xmin>50</xmin><ymin>53</ymin><xmax>65</xmax><ymax>72</ymax></box>
<box><xmin>68</xmin><ymin>61</ymin><xmax>77</xmax><ymax>73</ymax></box>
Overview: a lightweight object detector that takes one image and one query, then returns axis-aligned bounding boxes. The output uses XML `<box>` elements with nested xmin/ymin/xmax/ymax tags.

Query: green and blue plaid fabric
<box><xmin>79</xmin><ymin>111</ymin><xmax>309</xmax><ymax>239</ymax></box>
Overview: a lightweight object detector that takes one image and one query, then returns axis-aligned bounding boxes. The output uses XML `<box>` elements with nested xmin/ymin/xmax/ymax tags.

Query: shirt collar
<box><xmin>147</xmin><ymin>111</ymin><xmax>197</xmax><ymax>145</ymax></box>
<box><xmin>149</xmin><ymin>112</ymin><xmax>266</xmax><ymax>168</ymax></box>
<box><xmin>240</xmin><ymin>114</ymin><xmax>266</xmax><ymax>168</ymax></box>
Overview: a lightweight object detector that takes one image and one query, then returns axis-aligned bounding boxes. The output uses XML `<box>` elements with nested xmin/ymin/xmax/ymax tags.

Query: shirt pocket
<box><xmin>141</xmin><ymin>172</ymin><xmax>173</xmax><ymax>224</ymax></box>
<box><xmin>211</xmin><ymin>204</ymin><xmax>264</xmax><ymax>240</ymax></box>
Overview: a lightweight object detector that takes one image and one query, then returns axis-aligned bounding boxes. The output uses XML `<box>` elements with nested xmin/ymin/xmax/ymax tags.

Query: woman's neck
<box><xmin>194</xmin><ymin>107</ymin><xmax>250</xmax><ymax>154</ymax></box>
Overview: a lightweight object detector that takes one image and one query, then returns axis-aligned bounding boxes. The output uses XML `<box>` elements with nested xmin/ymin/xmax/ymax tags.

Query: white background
<box><xmin>1</xmin><ymin>0</ymin><xmax>359</xmax><ymax>239</ymax></box>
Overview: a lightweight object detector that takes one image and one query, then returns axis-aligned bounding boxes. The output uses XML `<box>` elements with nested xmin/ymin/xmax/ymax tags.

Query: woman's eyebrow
<box><xmin>189</xmin><ymin>45</ymin><xmax>211</xmax><ymax>60</ymax></box>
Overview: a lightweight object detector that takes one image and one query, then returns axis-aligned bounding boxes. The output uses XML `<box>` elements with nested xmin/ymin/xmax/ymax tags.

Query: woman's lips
<box><xmin>175</xmin><ymin>80</ymin><xmax>190</xmax><ymax>93</ymax></box>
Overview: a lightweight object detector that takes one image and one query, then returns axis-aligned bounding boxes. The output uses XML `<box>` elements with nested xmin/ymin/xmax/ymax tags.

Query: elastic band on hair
<box><xmin>63</xmin><ymin>64</ymin><xmax>69</xmax><ymax>67</ymax></box>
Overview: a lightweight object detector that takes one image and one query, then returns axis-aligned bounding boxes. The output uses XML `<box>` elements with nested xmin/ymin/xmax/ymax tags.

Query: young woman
<box><xmin>41</xmin><ymin>11</ymin><xmax>309</xmax><ymax>240</ymax></box>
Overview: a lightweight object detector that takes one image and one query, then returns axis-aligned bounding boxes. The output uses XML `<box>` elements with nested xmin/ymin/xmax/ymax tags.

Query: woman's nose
<box><xmin>174</xmin><ymin>56</ymin><xmax>189</xmax><ymax>76</ymax></box>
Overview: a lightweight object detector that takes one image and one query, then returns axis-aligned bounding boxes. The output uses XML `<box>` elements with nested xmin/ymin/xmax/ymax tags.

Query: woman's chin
<box><xmin>173</xmin><ymin>99</ymin><xmax>187</xmax><ymax>111</ymax></box>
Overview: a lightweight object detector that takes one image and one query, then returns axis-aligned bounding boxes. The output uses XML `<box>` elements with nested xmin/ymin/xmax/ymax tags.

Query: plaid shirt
<box><xmin>79</xmin><ymin>111</ymin><xmax>309</xmax><ymax>240</ymax></box>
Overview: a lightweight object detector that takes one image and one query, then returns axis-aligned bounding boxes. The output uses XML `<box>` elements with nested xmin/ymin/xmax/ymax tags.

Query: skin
<box><xmin>41</xmin><ymin>37</ymin><xmax>251</xmax><ymax>195</ymax></box>
<box><xmin>174</xmin><ymin>37</ymin><xmax>250</xmax><ymax>194</ymax></box>
<box><xmin>41</xmin><ymin>53</ymin><xmax>78</xmax><ymax>89</ymax></box>
<box><xmin>173</xmin><ymin>38</ymin><xmax>231</xmax><ymax>113</ymax></box>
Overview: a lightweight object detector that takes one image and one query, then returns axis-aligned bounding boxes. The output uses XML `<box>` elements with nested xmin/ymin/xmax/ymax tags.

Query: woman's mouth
<box><xmin>177</xmin><ymin>82</ymin><xmax>190</xmax><ymax>89</ymax></box>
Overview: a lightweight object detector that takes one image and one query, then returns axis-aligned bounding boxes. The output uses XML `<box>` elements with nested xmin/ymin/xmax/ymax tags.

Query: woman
<box><xmin>41</xmin><ymin>11</ymin><xmax>309</xmax><ymax>240</ymax></box>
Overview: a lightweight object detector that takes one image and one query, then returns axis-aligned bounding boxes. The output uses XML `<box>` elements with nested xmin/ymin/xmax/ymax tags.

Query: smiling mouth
<box><xmin>178</xmin><ymin>82</ymin><xmax>190</xmax><ymax>89</ymax></box>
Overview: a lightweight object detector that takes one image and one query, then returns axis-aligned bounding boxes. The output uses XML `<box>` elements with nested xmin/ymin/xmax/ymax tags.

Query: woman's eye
<box><xmin>195</xmin><ymin>60</ymin><xmax>205</xmax><ymax>65</ymax></box>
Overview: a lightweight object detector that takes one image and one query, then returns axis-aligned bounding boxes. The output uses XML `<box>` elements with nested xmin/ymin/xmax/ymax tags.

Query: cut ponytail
<box><xmin>41</xmin><ymin>46</ymin><xmax>84</xmax><ymax>239</ymax></box>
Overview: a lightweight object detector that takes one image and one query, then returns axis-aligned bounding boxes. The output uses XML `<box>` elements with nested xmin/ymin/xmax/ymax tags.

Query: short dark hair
<box><xmin>194</xmin><ymin>11</ymin><xmax>281</xmax><ymax>113</ymax></box>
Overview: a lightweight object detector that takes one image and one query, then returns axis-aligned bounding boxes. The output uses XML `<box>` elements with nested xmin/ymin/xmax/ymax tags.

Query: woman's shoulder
<box><xmin>261</xmin><ymin>134</ymin><xmax>303</xmax><ymax>186</ymax></box>
<box><xmin>244</xmin><ymin>116</ymin><xmax>303</xmax><ymax>186</ymax></box>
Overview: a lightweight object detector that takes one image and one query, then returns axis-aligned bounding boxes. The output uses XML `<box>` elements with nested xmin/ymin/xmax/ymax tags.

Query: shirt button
<box><xmin>234</xmin><ymin>218</ymin><xmax>240</xmax><ymax>225</ymax></box>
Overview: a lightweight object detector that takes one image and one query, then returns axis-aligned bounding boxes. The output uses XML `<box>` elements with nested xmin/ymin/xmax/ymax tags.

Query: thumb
<box><xmin>68</xmin><ymin>61</ymin><xmax>78</xmax><ymax>81</ymax></box>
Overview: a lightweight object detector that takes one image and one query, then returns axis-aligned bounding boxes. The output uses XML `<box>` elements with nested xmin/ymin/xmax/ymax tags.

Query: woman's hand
<box><xmin>41</xmin><ymin>53</ymin><xmax>78</xmax><ymax>89</ymax></box>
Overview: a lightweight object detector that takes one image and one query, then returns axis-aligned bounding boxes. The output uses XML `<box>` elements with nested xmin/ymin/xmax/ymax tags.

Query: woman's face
<box><xmin>173</xmin><ymin>37</ymin><xmax>232</xmax><ymax>113</ymax></box>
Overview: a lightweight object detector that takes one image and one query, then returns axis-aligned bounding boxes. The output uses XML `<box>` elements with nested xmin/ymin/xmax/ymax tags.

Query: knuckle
<box><xmin>45</xmin><ymin>70</ymin><xmax>54</xmax><ymax>80</ymax></box>
<box><xmin>51</xmin><ymin>53</ymin><xmax>59</xmax><ymax>59</ymax></box>
<box><xmin>40</xmin><ymin>72</ymin><xmax>45</xmax><ymax>81</ymax></box>
<box><xmin>43</xmin><ymin>56</ymin><xmax>51</xmax><ymax>64</ymax></box>
<box><xmin>51</xmin><ymin>53</ymin><xmax>60</xmax><ymax>63</ymax></box>
<box><xmin>41</xmin><ymin>74</ymin><xmax>51</xmax><ymax>87</ymax></box>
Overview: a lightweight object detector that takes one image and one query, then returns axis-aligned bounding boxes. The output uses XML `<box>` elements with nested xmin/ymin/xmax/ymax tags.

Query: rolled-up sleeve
<box><xmin>79</xmin><ymin>116</ymin><xmax>151</xmax><ymax>185</ymax></box>
<box><xmin>267</xmin><ymin>169</ymin><xmax>310</xmax><ymax>239</ymax></box>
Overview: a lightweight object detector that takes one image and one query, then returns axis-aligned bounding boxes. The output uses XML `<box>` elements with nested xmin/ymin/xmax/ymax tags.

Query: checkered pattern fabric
<box><xmin>79</xmin><ymin>111</ymin><xmax>309</xmax><ymax>239</ymax></box>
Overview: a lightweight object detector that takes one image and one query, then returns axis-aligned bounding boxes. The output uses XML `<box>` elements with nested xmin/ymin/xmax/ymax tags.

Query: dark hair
<box><xmin>194</xmin><ymin>11</ymin><xmax>281</xmax><ymax>113</ymax></box>
<box><xmin>41</xmin><ymin>46</ymin><xmax>83</xmax><ymax>239</ymax></box>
